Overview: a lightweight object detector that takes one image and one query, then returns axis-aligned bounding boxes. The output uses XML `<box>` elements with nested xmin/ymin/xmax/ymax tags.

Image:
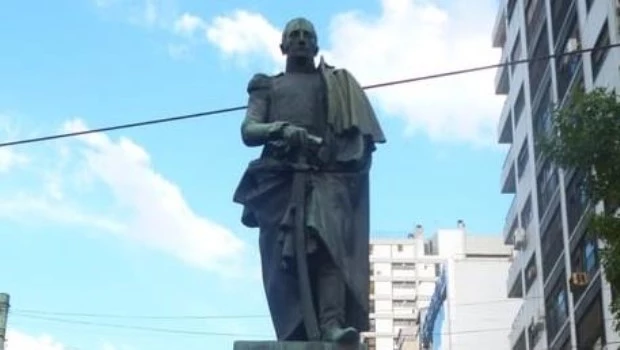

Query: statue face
<box><xmin>280</xmin><ymin>18</ymin><xmax>318</xmax><ymax>59</ymax></box>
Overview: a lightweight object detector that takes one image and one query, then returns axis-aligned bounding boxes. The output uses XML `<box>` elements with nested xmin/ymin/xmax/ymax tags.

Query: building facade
<box><xmin>420</xmin><ymin>246</ymin><xmax>521</xmax><ymax>349</ymax></box>
<box><xmin>363</xmin><ymin>222</ymin><xmax>505</xmax><ymax>350</ymax></box>
<box><xmin>493</xmin><ymin>0</ymin><xmax>620</xmax><ymax>348</ymax></box>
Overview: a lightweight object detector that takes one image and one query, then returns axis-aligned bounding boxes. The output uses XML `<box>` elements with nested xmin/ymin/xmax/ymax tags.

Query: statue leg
<box><xmin>316</xmin><ymin>247</ymin><xmax>345</xmax><ymax>333</ymax></box>
<box><xmin>312</xmin><ymin>243</ymin><xmax>360</xmax><ymax>344</ymax></box>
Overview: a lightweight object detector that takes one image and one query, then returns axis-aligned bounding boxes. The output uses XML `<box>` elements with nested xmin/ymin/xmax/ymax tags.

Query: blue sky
<box><xmin>0</xmin><ymin>0</ymin><xmax>508</xmax><ymax>349</ymax></box>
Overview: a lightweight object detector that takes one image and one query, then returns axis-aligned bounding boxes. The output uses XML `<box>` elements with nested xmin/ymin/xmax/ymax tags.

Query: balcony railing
<box><xmin>526</xmin><ymin>0</ymin><xmax>546</xmax><ymax>53</ymax></box>
<box><xmin>503</xmin><ymin>195</ymin><xmax>518</xmax><ymax>243</ymax></box>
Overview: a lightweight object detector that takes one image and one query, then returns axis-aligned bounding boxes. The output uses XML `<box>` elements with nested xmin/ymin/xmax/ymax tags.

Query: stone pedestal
<box><xmin>233</xmin><ymin>341</ymin><xmax>367</xmax><ymax>350</ymax></box>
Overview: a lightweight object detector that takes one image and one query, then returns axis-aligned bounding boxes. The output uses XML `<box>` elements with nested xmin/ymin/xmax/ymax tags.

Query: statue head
<box><xmin>280</xmin><ymin>17</ymin><xmax>319</xmax><ymax>60</ymax></box>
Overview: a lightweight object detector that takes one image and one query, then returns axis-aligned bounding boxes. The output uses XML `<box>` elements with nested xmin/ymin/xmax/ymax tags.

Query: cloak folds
<box><xmin>233</xmin><ymin>62</ymin><xmax>385</xmax><ymax>340</ymax></box>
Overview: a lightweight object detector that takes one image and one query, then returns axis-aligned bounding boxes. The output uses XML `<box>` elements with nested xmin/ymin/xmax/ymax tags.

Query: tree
<box><xmin>540</xmin><ymin>87</ymin><xmax>620</xmax><ymax>332</ymax></box>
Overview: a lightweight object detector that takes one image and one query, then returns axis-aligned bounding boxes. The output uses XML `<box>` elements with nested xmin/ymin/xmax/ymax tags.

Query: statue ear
<box><xmin>280</xmin><ymin>43</ymin><xmax>287</xmax><ymax>55</ymax></box>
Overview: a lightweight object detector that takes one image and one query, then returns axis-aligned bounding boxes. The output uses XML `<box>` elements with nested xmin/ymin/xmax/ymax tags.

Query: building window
<box><xmin>525</xmin><ymin>254</ymin><xmax>537</xmax><ymax>292</ymax></box>
<box><xmin>541</xmin><ymin>208</ymin><xmax>564</xmax><ymax>280</ymax></box>
<box><xmin>565</xmin><ymin>170</ymin><xmax>589</xmax><ymax>235</ymax></box>
<box><xmin>507</xmin><ymin>0</ymin><xmax>517</xmax><ymax>23</ymax></box>
<box><xmin>397</xmin><ymin>244</ymin><xmax>403</xmax><ymax>252</ymax></box>
<box><xmin>517</xmin><ymin>139</ymin><xmax>529</xmax><ymax>179</ymax></box>
<box><xmin>514</xmin><ymin>85</ymin><xmax>525</xmax><ymax>126</ymax></box>
<box><xmin>591</xmin><ymin>21</ymin><xmax>610</xmax><ymax>80</ymax></box>
<box><xmin>536</xmin><ymin>157</ymin><xmax>559</xmax><ymax>219</ymax></box>
<box><xmin>521</xmin><ymin>195</ymin><xmax>533</xmax><ymax>229</ymax></box>
<box><xmin>510</xmin><ymin>33</ymin><xmax>522</xmax><ymax>75</ymax></box>
<box><xmin>584</xmin><ymin>240</ymin><xmax>598</xmax><ymax>273</ymax></box>
<box><xmin>555</xmin><ymin>14</ymin><xmax>581</xmax><ymax>103</ymax></box>
<box><xmin>393</xmin><ymin>281</ymin><xmax>416</xmax><ymax>288</ymax></box>
<box><xmin>546</xmin><ymin>272</ymin><xmax>569</xmax><ymax>340</ymax></box>
<box><xmin>526</xmin><ymin>0</ymin><xmax>545</xmax><ymax>47</ymax></box>
<box><xmin>571</xmin><ymin>235</ymin><xmax>599</xmax><ymax>302</ymax></box>
<box><xmin>434</xmin><ymin>263</ymin><xmax>441</xmax><ymax>277</ymax></box>
<box><xmin>529</xmin><ymin>22</ymin><xmax>549</xmax><ymax>99</ymax></box>
<box><xmin>533</xmin><ymin>80</ymin><xmax>553</xmax><ymax>156</ymax></box>
<box><xmin>550</xmin><ymin>0</ymin><xmax>573</xmax><ymax>41</ymax></box>
<box><xmin>572</xmin><ymin>236</ymin><xmax>599</xmax><ymax>275</ymax></box>
<box><xmin>576</xmin><ymin>296</ymin><xmax>606</xmax><ymax>348</ymax></box>
<box><xmin>424</xmin><ymin>241</ymin><xmax>437</xmax><ymax>255</ymax></box>
<box><xmin>393</xmin><ymin>262</ymin><xmax>415</xmax><ymax>270</ymax></box>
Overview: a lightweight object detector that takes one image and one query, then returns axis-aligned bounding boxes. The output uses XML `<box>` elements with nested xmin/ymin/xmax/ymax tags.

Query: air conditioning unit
<box><xmin>561</xmin><ymin>38</ymin><xmax>581</xmax><ymax>65</ymax></box>
<box><xmin>530</xmin><ymin>309</ymin><xmax>545</xmax><ymax>333</ymax></box>
<box><xmin>565</xmin><ymin>38</ymin><xmax>580</xmax><ymax>53</ymax></box>
<box><xmin>513</xmin><ymin>227</ymin><xmax>526</xmax><ymax>250</ymax></box>
<box><xmin>569</xmin><ymin>272</ymin><xmax>590</xmax><ymax>291</ymax></box>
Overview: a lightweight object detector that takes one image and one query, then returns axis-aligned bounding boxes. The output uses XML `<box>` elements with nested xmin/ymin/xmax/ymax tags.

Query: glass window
<box><xmin>591</xmin><ymin>22</ymin><xmax>610</xmax><ymax>79</ymax></box>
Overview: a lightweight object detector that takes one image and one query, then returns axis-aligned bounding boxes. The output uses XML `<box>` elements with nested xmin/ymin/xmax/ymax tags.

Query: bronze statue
<box><xmin>233</xmin><ymin>17</ymin><xmax>385</xmax><ymax>346</ymax></box>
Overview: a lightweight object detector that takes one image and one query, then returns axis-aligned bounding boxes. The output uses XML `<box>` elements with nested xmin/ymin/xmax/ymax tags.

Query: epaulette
<box><xmin>246</xmin><ymin>73</ymin><xmax>272</xmax><ymax>94</ymax></box>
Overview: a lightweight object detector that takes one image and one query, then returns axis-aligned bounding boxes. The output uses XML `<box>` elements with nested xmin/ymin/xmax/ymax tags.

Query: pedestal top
<box><xmin>233</xmin><ymin>341</ymin><xmax>367</xmax><ymax>350</ymax></box>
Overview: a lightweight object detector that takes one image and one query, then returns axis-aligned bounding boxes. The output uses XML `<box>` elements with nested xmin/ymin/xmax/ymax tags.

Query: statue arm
<box><xmin>241</xmin><ymin>74</ymin><xmax>287</xmax><ymax>147</ymax></box>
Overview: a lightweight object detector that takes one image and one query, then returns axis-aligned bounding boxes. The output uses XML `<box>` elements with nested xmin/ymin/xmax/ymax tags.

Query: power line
<box><xmin>10</xmin><ymin>297</ymin><xmax>539</xmax><ymax>321</ymax></box>
<box><xmin>13</xmin><ymin>312</ymin><xmax>620</xmax><ymax>349</ymax></box>
<box><xmin>11</xmin><ymin>309</ymin><xmax>268</xmax><ymax>320</ymax></box>
<box><xmin>7</xmin><ymin>312</ymin><xmax>519</xmax><ymax>338</ymax></box>
<box><xmin>10</xmin><ymin>313</ymin><xmax>267</xmax><ymax>338</ymax></box>
<box><xmin>1</xmin><ymin>42</ymin><xmax>619</xmax><ymax>149</ymax></box>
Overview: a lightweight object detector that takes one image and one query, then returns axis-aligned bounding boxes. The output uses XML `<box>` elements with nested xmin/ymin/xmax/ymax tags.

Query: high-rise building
<box><xmin>419</xmin><ymin>239</ymin><xmax>520</xmax><ymax>350</ymax></box>
<box><xmin>492</xmin><ymin>0</ymin><xmax>620</xmax><ymax>348</ymax></box>
<box><xmin>363</xmin><ymin>221</ymin><xmax>505</xmax><ymax>350</ymax></box>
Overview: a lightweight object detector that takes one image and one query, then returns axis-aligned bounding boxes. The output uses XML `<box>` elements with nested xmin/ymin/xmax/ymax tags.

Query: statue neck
<box><xmin>285</xmin><ymin>56</ymin><xmax>317</xmax><ymax>74</ymax></box>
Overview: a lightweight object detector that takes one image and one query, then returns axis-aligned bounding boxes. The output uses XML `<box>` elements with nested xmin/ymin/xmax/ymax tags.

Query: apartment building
<box><xmin>492</xmin><ymin>0</ymin><xmax>620</xmax><ymax>348</ymax></box>
<box><xmin>363</xmin><ymin>221</ymin><xmax>495</xmax><ymax>350</ymax></box>
<box><xmin>419</xmin><ymin>239</ymin><xmax>520</xmax><ymax>350</ymax></box>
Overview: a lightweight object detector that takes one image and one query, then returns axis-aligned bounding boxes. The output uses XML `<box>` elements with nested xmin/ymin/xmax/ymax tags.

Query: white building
<box><xmin>364</xmin><ymin>221</ymin><xmax>505</xmax><ymax>350</ymax></box>
<box><xmin>492</xmin><ymin>0</ymin><xmax>620</xmax><ymax>348</ymax></box>
<box><xmin>419</xmin><ymin>238</ymin><xmax>521</xmax><ymax>350</ymax></box>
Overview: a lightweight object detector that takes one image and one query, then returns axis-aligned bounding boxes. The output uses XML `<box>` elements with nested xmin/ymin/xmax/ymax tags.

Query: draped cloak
<box><xmin>233</xmin><ymin>60</ymin><xmax>385</xmax><ymax>340</ymax></box>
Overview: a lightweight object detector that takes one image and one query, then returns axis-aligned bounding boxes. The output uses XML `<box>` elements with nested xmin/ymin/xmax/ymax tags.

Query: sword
<box><xmin>292</xmin><ymin>134</ymin><xmax>322</xmax><ymax>341</ymax></box>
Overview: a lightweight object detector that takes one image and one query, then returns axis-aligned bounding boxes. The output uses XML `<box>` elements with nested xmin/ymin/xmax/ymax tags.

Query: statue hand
<box><xmin>281</xmin><ymin>125</ymin><xmax>309</xmax><ymax>148</ymax></box>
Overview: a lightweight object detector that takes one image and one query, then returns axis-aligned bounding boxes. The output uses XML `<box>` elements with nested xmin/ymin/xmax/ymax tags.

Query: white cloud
<box><xmin>0</xmin><ymin>118</ymin><xmax>247</xmax><ymax>276</ymax></box>
<box><xmin>205</xmin><ymin>10</ymin><xmax>283</xmax><ymax>65</ymax></box>
<box><xmin>0</xmin><ymin>116</ymin><xmax>29</xmax><ymax>173</ymax></box>
<box><xmin>189</xmin><ymin>0</ymin><xmax>504</xmax><ymax>146</ymax></box>
<box><xmin>60</xmin><ymin>119</ymin><xmax>247</xmax><ymax>275</ymax></box>
<box><xmin>0</xmin><ymin>148</ymin><xmax>28</xmax><ymax>173</ymax></box>
<box><xmin>6</xmin><ymin>329</ymin><xmax>67</xmax><ymax>350</ymax></box>
<box><xmin>173</xmin><ymin>12</ymin><xmax>207</xmax><ymax>36</ymax></box>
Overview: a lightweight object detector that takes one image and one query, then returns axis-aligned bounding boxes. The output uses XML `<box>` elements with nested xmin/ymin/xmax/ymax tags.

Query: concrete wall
<box><xmin>440</xmin><ymin>258</ymin><xmax>521</xmax><ymax>349</ymax></box>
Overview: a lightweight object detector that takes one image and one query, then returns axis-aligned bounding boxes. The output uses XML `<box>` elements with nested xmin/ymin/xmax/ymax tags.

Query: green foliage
<box><xmin>540</xmin><ymin>87</ymin><xmax>620</xmax><ymax>333</ymax></box>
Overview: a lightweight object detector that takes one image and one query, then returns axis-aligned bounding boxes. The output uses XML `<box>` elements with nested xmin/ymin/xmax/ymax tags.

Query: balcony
<box><xmin>503</xmin><ymin>196</ymin><xmax>518</xmax><ymax>243</ymax></box>
<box><xmin>497</xmin><ymin>97</ymin><xmax>513</xmax><ymax>144</ymax></box>
<box><xmin>507</xmin><ymin>250</ymin><xmax>524</xmax><ymax>298</ymax></box>
<box><xmin>492</xmin><ymin>0</ymin><xmax>507</xmax><ymax>48</ymax></box>
<box><xmin>509</xmin><ymin>302</ymin><xmax>526</xmax><ymax>343</ymax></box>
<box><xmin>501</xmin><ymin>144</ymin><xmax>517</xmax><ymax>194</ymax></box>
<box><xmin>495</xmin><ymin>56</ymin><xmax>510</xmax><ymax>95</ymax></box>
<box><xmin>526</xmin><ymin>0</ymin><xmax>546</xmax><ymax>54</ymax></box>
<box><xmin>510</xmin><ymin>298</ymin><xmax>545</xmax><ymax>346</ymax></box>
